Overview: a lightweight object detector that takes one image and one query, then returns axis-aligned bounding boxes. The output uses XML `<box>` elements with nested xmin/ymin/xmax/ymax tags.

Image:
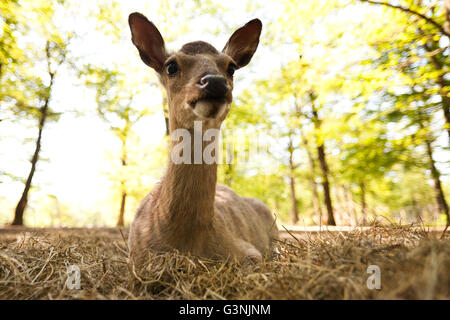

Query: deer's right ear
<box><xmin>129</xmin><ymin>12</ymin><xmax>167</xmax><ymax>73</ymax></box>
<box><xmin>222</xmin><ymin>19</ymin><xmax>262</xmax><ymax>69</ymax></box>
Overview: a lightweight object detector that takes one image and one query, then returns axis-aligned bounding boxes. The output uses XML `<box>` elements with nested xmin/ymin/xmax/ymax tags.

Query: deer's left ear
<box><xmin>129</xmin><ymin>12</ymin><xmax>167</xmax><ymax>73</ymax></box>
<box><xmin>222</xmin><ymin>19</ymin><xmax>262</xmax><ymax>69</ymax></box>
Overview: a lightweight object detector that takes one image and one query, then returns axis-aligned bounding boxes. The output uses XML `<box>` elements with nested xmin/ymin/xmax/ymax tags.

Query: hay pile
<box><xmin>0</xmin><ymin>226</ymin><xmax>448</xmax><ymax>299</ymax></box>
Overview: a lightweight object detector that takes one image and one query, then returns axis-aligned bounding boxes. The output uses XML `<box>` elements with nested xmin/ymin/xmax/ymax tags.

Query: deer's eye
<box><xmin>166</xmin><ymin>61</ymin><xmax>178</xmax><ymax>76</ymax></box>
<box><xmin>227</xmin><ymin>63</ymin><xmax>236</xmax><ymax>77</ymax></box>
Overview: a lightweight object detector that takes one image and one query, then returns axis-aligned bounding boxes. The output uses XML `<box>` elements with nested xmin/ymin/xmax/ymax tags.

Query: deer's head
<box><xmin>129</xmin><ymin>12</ymin><xmax>262</xmax><ymax>130</ymax></box>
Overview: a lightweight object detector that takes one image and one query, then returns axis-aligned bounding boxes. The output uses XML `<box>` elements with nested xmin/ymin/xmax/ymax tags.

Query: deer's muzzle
<box><xmin>198</xmin><ymin>74</ymin><xmax>229</xmax><ymax>99</ymax></box>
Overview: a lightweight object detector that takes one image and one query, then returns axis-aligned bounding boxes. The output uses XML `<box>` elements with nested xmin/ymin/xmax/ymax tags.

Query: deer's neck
<box><xmin>159</xmin><ymin>126</ymin><xmax>218</xmax><ymax>227</ymax></box>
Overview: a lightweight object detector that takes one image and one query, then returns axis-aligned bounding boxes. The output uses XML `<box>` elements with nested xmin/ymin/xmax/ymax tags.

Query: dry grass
<box><xmin>0</xmin><ymin>225</ymin><xmax>448</xmax><ymax>299</ymax></box>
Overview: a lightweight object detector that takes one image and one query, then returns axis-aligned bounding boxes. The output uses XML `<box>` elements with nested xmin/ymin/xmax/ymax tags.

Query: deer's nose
<box><xmin>199</xmin><ymin>75</ymin><xmax>229</xmax><ymax>99</ymax></box>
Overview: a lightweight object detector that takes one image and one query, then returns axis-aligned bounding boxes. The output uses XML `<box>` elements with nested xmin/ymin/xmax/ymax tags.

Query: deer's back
<box><xmin>128</xmin><ymin>183</ymin><xmax>277</xmax><ymax>266</ymax></box>
<box><xmin>214</xmin><ymin>184</ymin><xmax>277</xmax><ymax>254</ymax></box>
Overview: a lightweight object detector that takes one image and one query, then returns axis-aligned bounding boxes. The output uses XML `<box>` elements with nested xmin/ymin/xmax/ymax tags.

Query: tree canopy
<box><xmin>0</xmin><ymin>0</ymin><xmax>448</xmax><ymax>227</ymax></box>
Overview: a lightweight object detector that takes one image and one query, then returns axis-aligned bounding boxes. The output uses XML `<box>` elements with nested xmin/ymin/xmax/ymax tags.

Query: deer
<box><xmin>127</xmin><ymin>12</ymin><xmax>278</xmax><ymax>268</ymax></box>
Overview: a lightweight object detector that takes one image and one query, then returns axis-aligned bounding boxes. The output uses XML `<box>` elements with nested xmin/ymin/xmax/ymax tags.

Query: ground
<box><xmin>0</xmin><ymin>225</ymin><xmax>448</xmax><ymax>299</ymax></box>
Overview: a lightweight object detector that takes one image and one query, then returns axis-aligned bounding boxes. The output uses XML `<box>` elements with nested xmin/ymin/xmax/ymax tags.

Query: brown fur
<box><xmin>180</xmin><ymin>41</ymin><xmax>219</xmax><ymax>55</ymax></box>
<box><xmin>127</xmin><ymin>13</ymin><xmax>278</xmax><ymax>267</ymax></box>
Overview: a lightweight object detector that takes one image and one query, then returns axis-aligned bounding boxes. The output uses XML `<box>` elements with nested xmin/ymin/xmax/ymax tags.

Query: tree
<box><xmin>12</xmin><ymin>38</ymin><xmax>70</xmax><ymax>225</ymax></box>
<box><xmin>5</xmin><ymin>0</ymin><xmax>75</xmax><ymax>225</ymax></box>
<box><xmin>353</xmin><ymin>0</ymin><xmax>450</xmax><ymax>224</ymax></box>
<box><xmin>287</xmin><ymin>135</ymin><xmax>300</xmax><ymax>224</ymax></box>
<box><xmin>359</xmin><ymin>0</ymin><xmax>450</xmax><ymax>142</ymax></box>
<box><xmin>299</xmin><ymin>127</ymin><xmax>324</xmax><ymax>225</ymax></box>
<box><xmin>418</xmin><ymin>113</ymin><xmax>449</xmax><ymax>223</ymax></box>
<box><xmin>81</xmin><ymin>66</ymin><xmax>154</xmax><ymax>226</ymax></box>
<box><xmin>308</xmin><ymin>92</ymin><xmax>336</xmax><ymax>225</ymax></box>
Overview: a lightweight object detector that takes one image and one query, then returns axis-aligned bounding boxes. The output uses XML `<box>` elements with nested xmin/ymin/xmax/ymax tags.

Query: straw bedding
<box><xmin>0</xmin><ymin>225</ymin><xmax>448</xmax><ymax>299</ymax></box>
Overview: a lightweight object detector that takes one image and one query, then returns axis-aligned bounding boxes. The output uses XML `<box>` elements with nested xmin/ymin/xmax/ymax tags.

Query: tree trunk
<box><xmin>299</xmin><ymin>129</ymin><xmax>323</xmax><ymax>223</ymax></box>
<box><xmin>224</xmin><ymin>163</ymin><xmax>234</xmax><ymax>186</ymax></box>
<box><xmin>359</xmin><ymin>181</ymin><xmax>367</xmax><ymax>225</ymax></box>
<box><xmin>317</xmin><ymin>143</ymin><xmax>336</xmax><ymax>225</ymax></box>
<box><xmin>221</xmin><ymin>130</ymin><xmax>234</xmax><ymax>186</ymax></box>
<box><xmin>425</xmin><ymin>138</ymin><xmax>449</xmax><ymax>224</ymax></box>
<box><xmin>163</xmin><ymin>95</ymin><xmax>170</xmax><ymax>136</ymax></box>
<box><xmin>289</xmin><ymin>174</ymin><xmax>299</xmax><ymax>224</ymax></box>
<box><xmin>12</xmin><ymin>102</ymin><xmax>49</xmax><ymax>225</ymax></box>
<box><xmin>117</xmin><ymin>191</ymin><xmax>127</xmax><ymax>227</ymax></box>
<box><xmin>311</xmin><ymin>105</ymin><xmax>336</xmax><ymax>226</ymax></box>
<box><xmin>274</xmin><ymin>197</ymin><xmax>279</xmax><ymax>213</ymax></box>
<box><xmin>288</xmin><ymin>137</ymin><xmax>299</xmax><ymax>224</ymax></box>
<box><xmin>116</xmin><ymin>135</ymin><xmax>128</xmax><ymax>227</ymax></box>
<box><xmin>444</xmin><ymin>0</ymin><xmax>450</xmax><ymax>35</ymax></box>
<box><xmin>12</xmin><ymin>40</ymin><xmax>63</xmax><ymax>226</ymax></box>
<box><xmin>311</xmin><ymin>180</ymin><xmax>323</xmax><ymax>225</ymax></box>
<box><xmin>343</xmin><ymin>185</ymin><xmax>358</xmax><ymax>225</ymax></box>
<box><xmin>411</xmin><ymin>196</ymin><xmax>421</xmax><ymax>222</ymax></box>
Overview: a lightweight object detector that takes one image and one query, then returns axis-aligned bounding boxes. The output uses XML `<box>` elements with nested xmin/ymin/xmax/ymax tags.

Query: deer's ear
<box><xmin>222</xmin><ymin>19</ymin><xmax>262</xmax><ymax>68</ymax></box>
<box><xmin>129</xmin><ymin>12</ymin><xmax>167</xmax><ymax>73</ymax></box>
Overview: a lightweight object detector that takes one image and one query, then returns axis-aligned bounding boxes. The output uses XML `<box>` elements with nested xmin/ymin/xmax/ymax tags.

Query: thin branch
<box><xmin>359</xmin><ymin>0</ymin><xmax>450</xmax><ymax>38</ymax></box>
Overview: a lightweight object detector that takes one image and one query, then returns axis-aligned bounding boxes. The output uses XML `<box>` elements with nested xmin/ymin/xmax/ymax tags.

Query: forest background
<box><xmin>1</xmin><ymin>0</ymin><xmax>449</xmax><ymax>228</ymax></box>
